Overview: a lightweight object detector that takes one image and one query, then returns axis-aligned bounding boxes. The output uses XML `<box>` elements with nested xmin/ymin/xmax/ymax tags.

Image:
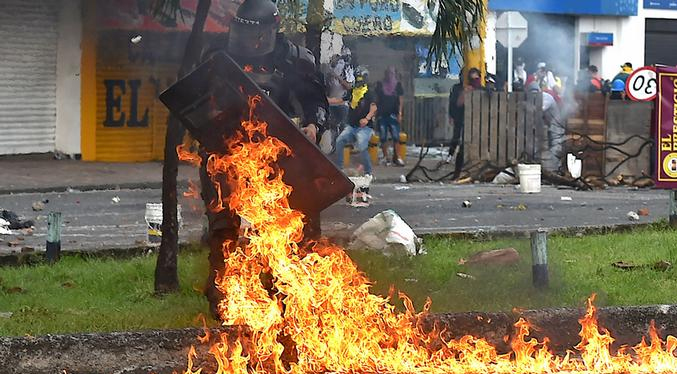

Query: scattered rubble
<box><xmin>31</xmin><ymin>201</ymin><xmax>45</xmax><ymax>211</ymax></box>
<box><xmin>513</xmin><ymin>203</ymin><xmax>528</xmax><ymax>211</ymax></box>
<box><xmin>460</xmin><ymin>248</ymin><xmax>520</xmax><ymax>266</ymax></box>
<box><xmin>613</xmin><ymin>260</ymin><xmax>672</xmax><ymax>272</ymax></box>
<box><xmin>456</xmin><ymin>272</ymin><xmax>476</xmax><ymax>280</ymax></box>
<box><xmin>0</xmin><ymin>210</ymin><xmax>34</xmax><ymax>229</ymax></box>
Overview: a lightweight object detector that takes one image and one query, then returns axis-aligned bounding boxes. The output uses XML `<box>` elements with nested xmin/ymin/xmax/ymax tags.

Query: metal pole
<box><xmin>530</xmin><ymin>229</ymin><xmax>549</xmax><ymax>288</ymax></box>
<box><xmin>507</xmin><ymin>13</ymin><xmax>513</xmax><ymax>93</ymax></box>
<box><xmin>46</xmin><ymin>212</ymin><xmax>62</xmax><ymax>263</ymax></box>
<box><xmin>670</xmin><ymin>190</ymin><xmax>677</xmax><ymax>229</ymax></box>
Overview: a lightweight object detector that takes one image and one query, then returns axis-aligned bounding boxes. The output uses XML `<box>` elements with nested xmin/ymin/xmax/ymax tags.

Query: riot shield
<box><xmin>159</xmin><ymin>52</ymin><xmax>354</xmax><ymax>214</ymax></box>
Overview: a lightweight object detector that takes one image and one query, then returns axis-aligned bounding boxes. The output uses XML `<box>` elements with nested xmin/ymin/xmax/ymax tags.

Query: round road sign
<box><xmin>625</xmin><ymin>66</ymin><xmax>657</xmax><ymax>102</ymax></box>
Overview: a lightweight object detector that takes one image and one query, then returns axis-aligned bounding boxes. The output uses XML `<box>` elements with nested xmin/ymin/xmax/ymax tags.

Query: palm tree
<box><xmin>151</xmin><ymin>0</ymin><xmax>211</xmax><ymax>294</ymax></box>
<box><xmin>151</xmin><ymin>0</ymin><xmax>483</xmax><ymax>294</ymax></box>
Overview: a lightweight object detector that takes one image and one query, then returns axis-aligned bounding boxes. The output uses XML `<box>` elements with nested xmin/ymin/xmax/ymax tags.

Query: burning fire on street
<box><xmin>177</xmin><ymin>96</ymin><xmax>677</xmax><ymax>374</ymax></box>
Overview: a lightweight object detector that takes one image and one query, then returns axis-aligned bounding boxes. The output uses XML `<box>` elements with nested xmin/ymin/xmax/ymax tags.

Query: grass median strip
<box><xmin>1</xmin><ymin>225</ymin><xmax>677</xmax><ymax>337</ymax></box>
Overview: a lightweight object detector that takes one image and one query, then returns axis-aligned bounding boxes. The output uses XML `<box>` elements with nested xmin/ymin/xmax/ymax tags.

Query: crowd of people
<box><xmin>448</xmin><ymin>59</ymin><xmax>635</xmax><ymax>176</ymax></box>
<box><xmin>322</xmin><ymin>47</ymin><xmax>407</xmax><ymax>180</ymax></box>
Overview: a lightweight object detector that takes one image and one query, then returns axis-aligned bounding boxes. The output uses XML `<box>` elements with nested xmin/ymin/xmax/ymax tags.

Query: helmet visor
<box><xmin>228</xmin><ymin>22</ymin><xmax>276</xmax><ymax>58</ymax></box>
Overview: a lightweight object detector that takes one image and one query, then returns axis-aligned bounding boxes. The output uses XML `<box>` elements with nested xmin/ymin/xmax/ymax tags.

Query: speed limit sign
<box><xmin>626</xmin><ymin>66</ymin><xmax>657</xmax><ymax>101</ymax></box>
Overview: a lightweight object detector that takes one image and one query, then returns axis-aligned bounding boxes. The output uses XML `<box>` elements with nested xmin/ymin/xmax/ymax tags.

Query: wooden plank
<box><xmin>470</xmin><ymin>91</ymin><xmax>482</xmax><ymax>162</ymax></box>
<box><xmin>489</xmin><ymin>93</ymin><xmax>499</xmax><ymax>163</ymax></box>
<box><xmin>524</xmin><ymin>93</ymin><xmax>536</xmax><ymax>161</ymax></box>
<box><xmin>506</xmin><ymin>93</ymin><xmax>517</xmax><ymax>162</ymax></box>
<box><xmin>463</xmin><ymin>92</ymin><xmax>472</xmax><ymax>160</ymax></box>
<box><xmin>515</xmin><ymin>92</ymin><xmax>526</xmax><ymax>160</ymax></box>
<box><xmin>497</xmin><ymin>92</ymin><xmax>509</xmax><ymax>166</ymax></box>
<box><xmin>479</xmin><ymin>92</ymin><xmax>491</xmax><ymax>160</ymax></box>
<box><xmin>532</xmin><ymin>93</ymin><xmax>545</xmax><ymax>161</ymax></box>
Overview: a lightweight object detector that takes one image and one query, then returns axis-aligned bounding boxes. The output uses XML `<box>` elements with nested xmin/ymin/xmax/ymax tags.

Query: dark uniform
<box><xmin>199</xmin><ymin>0</ymin><xmax>329</xmax><ymax>317</ymax></box>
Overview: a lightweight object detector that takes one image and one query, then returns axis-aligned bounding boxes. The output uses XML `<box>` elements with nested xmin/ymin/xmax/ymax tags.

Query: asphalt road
<box><xmin>0</xmin><ymin>184</ymin><xmax>667</xmax><ymax>255</ymax></box>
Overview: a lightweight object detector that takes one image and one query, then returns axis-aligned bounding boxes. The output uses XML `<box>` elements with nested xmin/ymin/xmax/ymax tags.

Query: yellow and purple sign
<box><xmin>655</xmin><ymin>66</ymin><xmax>677</xmax><ymax>187</ymax></box>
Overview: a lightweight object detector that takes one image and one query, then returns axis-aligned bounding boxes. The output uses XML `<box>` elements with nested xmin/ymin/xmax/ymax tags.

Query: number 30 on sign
<box><xmin>626</xmin><ymin>66</ymin><xmax>657</xmax><ymax>101</ymax></box>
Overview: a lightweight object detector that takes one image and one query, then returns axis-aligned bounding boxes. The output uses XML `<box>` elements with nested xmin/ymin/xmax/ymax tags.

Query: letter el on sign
<box><xmin>103</xmin><ymin>79</ymin><xmax>150</xmax><ymax>128</ymax></box>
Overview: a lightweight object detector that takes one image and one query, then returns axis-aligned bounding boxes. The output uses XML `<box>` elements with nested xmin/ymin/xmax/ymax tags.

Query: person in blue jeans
<box><xmin>376</xmin><ymin>66</ymin><xmax>405</xmax><ymax>166</ymax></box>
<box><xmin>335</xmin><ymin>66</ymin><xmax>378</xmax><ymax>176</ymax></box>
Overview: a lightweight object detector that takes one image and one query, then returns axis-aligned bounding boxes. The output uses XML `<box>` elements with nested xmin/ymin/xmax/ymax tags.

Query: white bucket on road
<box><xmin>144</xmin><ymin>203</ymin><xmax>182</xmax><ymax>246</ymax></box>
<box><xmin>517</xmin><ymin>164</ymin><xmax>541</xmax><ymax>193</ymax></box>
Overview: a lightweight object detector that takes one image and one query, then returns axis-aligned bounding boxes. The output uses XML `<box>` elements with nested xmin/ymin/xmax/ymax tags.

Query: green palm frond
<box><xmin>428</xmin><ymin>0</ymin><xmax>485</xmax><ymax>70</ymax></box>
<box><xmin>150</xmin><ymin>0</ymin><xmax>184</xmax><ymax>26</ymax></box>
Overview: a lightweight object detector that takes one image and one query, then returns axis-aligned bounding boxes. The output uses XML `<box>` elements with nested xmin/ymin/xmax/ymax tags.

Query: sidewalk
<box><xmin>0</xmin><ymin>156</ymin><xmax>432</xmax><ymax>194</ymax></box>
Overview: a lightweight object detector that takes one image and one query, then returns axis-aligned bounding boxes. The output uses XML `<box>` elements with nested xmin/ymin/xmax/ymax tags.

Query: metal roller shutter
<box><xmin>0</xmin><ymin>0</ymin><xmax>58</xmax><ymax>155</ymax></box>
<box><xmin>645</xmin><ymin>19</ymin><xmax>677</xmax><ymax>67</ymax></box>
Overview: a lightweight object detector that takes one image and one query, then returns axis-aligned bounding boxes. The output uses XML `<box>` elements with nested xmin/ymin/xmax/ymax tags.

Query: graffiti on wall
<box><xmin>97</xmin><ymin>0</ymin><xmax>239</xmax><ymax>32</ymax></box>
<box><xmin>333</xmin><ymin>0</ymin><xmax>401</xmax><ymax>35</ymax></box>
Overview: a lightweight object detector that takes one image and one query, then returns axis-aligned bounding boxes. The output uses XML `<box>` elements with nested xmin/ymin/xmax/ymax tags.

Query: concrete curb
<box><xmin>0</xmin><ymin>181</ymin><xmax>188</xmax><ymax>195</ymax></box>
<box><xmin>2</xmin><ymin>305</ymin><xmax>677</xmax><ymax>373</ymax></box>
<box><xmin>0</xmin><ymin>222</ymin><xmax>656</xmax><ymax>267</ymax></box>
<box><xmin>0</xmin><ymin>178</ymin><xmax>406</xmax><ymax>195</ymax></box>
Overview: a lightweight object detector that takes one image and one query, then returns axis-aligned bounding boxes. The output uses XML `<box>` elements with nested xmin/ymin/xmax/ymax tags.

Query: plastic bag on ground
<box><xmin>349</xmin><ymin>210</ymin><xmax>424</xmax><ymax>255</ymax></box>
<box><xmin>492</xmin><ymin>167</ymin><xmax>517</xmax><ymax>184</ymax></box>
<box><xmin>0</xmin><ymin>218</ymin><xmax>11</xmax><ymax>235</ymax></box>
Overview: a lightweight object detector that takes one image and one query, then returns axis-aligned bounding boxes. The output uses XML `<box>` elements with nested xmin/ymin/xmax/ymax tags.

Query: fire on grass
<box><xmin>176</xmin><ymin>96</ymin><xmax>677</xmax><ymax>374</ymax></box>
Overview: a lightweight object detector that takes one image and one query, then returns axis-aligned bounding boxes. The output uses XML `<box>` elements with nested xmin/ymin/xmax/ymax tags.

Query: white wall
<box><xmin>55</xmin><ymin>0</ymin><xmax>82</xmax><ymax>156</ymax></box>
<box><xmin>485</xmin><ymin>11</ymin><xmax>497</xmax><ymax>75</ymax></box>
<box><xmin>577</xmin><ymin>4</ymin><xmax>677</xmax><ymax>80</ymax></box>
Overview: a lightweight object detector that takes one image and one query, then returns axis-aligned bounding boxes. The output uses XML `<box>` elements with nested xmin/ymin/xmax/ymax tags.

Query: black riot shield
<box><xmin>159</xmin><ymin>52</ymin><xmax>353</xmax><ymax>214</ymax></box>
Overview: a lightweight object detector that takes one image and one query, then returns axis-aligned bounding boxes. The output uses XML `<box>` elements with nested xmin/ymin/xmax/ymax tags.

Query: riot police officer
<box><xmin>199</xmin><ymin>0</ymin><xmax>329</xmax><ymax>318</ymax></box>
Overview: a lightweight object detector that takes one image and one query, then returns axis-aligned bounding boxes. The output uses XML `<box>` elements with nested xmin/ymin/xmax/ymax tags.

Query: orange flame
<box><xmin>182</xmin><ymin>96</ymin><xmax>677</xmax><ymax>373</ymax></box>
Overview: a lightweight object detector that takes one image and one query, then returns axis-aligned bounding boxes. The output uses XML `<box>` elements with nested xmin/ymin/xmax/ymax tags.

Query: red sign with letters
<box><xmin>655</xmin><ymin>66</ymin><xmax>677</xmax><ymax>188</ymax></box>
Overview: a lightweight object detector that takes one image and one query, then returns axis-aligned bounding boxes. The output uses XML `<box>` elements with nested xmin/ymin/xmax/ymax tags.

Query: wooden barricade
<box><xmin>463</xmin><ymin>91</ymin><xmax>544</xmax><ymax>166</ymax></box>
<box><xmin>400</xmin><ymin>96</ymin><xmax>450</xmax><ymax>145</ymax></box>
<box><xmin>565</xmin><ymin>93</ymin><xmax>608</xmax><ymax>177</ymax></box>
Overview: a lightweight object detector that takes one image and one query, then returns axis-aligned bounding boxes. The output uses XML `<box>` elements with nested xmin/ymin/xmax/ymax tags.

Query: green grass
<box><xmin>0</xmin><ymin>251</ymin><xmax>213</xmax><ymax>337</ymax></box>
<box><xmin>2</xmin><ymin>225</ymin><xmax>677</xmax><ymax>337</ymax></box>
<box><xmin>349</xmin><ymin>224</ymin><xmax>677</xmax><ymax>314</ymax></box>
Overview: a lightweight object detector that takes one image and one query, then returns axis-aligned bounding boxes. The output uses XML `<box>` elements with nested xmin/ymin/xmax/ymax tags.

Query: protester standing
<box><xmin>376</xmin><ymin>66</ymin><xmax>405</xmax><ymax>166</ymax></box>
<box><xmin>613</xmin><ymin>62</ymin><xmax>633</xmax><ymax>85</ymax></box>
<box><xmin>334</xmin><ymin>66</ymin><xmax>377</xmax><ymax>176</ymax></box>
<box><xmin>448</xmin><ymin>67</ymin><xmax>482</xmax><ymax>179</ymax></box>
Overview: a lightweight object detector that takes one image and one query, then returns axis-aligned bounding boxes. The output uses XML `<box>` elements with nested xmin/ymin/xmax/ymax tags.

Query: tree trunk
<box><xmin>155</xmin><ymin>0</ymin><xmax>212</xmax><ymax>295</ymax></box>
<box><xmin>305</xmin><ymin>0</ymin><xmax>323</xmax><ymax>61</ymax></box>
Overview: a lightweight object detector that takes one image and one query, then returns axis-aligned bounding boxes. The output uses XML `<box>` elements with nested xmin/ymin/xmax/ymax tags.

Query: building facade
<box><xmin>9</xmin><ymin>1</ymin><xmax>677</xmax><ymax>159</ymax></box>
<box><xmin>486</xmin><ymin>0</ymin><xmax>677</xmax><ymax>85</ymax></box>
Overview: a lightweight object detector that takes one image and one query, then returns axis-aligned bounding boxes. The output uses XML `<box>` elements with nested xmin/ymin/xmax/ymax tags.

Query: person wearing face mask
<box><xmin>448</xmin><ymin>67</ymin><xmax>483</xmax><ymax>179</ymax></box>
<box><xmin>513</xmin><ymin>58</ymin><xmax>527</xmax><ymax>92</ymax></box>
<box><xmin>324</xmin><ymin>50</ymin><xmax>355</xmax><ymax>153</ymax></box>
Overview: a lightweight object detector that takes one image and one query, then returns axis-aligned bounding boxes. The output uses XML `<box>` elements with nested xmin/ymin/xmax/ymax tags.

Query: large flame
<box><xmin>177</xmin><ymin>96</ymin><xmax>677</xmax><ymax>374</ymax></box>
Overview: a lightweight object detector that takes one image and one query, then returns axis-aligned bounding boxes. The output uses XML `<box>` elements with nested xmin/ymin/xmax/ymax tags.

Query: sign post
<box><xmin>653</xmin><ymin>66</ymin><xmax>677</xmax><ymax>227</ymax></box>
<box><xmin>496</xmin><ymin>11</ymin><xmax>528</xmax><ymax>92</ymax></box>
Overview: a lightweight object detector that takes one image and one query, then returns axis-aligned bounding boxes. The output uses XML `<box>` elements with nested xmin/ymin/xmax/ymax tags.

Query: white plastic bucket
<box><xmin>517</xmin><ymin>164</ymin><xmax>542</xmax><ymax>193</ymax></box>
<box><xmin>144</xmin><ymin>203</ymin><xmax>182</xmax><ymax>245</ymax></box>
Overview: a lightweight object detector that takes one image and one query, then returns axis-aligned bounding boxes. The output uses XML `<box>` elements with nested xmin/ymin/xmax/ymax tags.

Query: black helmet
<box><xmin>228</xmin><ymin>0</ymin><xmax>280</xmax><ymax>58</ymax></box>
